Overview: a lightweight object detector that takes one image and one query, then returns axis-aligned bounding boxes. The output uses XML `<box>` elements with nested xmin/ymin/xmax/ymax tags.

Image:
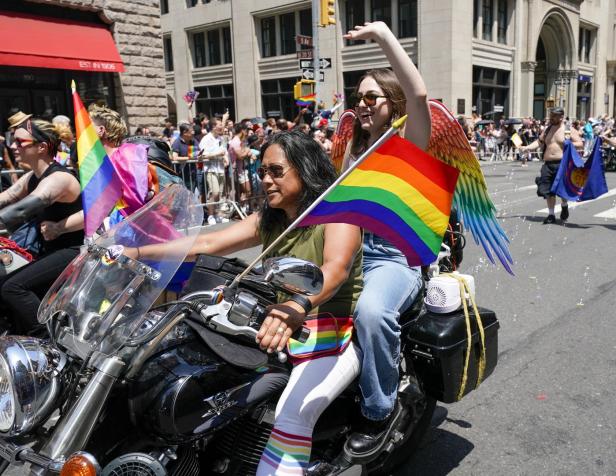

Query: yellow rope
<box><xmin>442</xmin><ymin>274</ymin><xmax>486</xmax><ymax>401</ymax></box>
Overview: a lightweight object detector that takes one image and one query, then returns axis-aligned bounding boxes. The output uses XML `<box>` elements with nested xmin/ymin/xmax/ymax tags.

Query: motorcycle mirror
<box><xmin>262</xmin><ymin>257</ymin><xmax>323</xmax><ymax>296</ymax></box>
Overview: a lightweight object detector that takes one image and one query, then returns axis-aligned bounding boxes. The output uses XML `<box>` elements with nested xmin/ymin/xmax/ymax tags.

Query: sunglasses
<box><xmin>257</xmin><ymin>164</ymin><xmax>289</xmax><ymax>180</ymax></box>
<box><xmin>353</xmin><ymin>92</ymin><xmax>388</xmax><ymax>107</ymax></box>
<box><xmin>13</xmin><ymin>137</ymin><xmax>37</xmax><ymax>148</ymax></box>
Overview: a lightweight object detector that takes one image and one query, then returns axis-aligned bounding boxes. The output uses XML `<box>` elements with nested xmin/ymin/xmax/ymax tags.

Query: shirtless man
<box><xmin>521</xmin><ymin>107</ymin><xmax>583</xmax><ymax>224</ymax></box>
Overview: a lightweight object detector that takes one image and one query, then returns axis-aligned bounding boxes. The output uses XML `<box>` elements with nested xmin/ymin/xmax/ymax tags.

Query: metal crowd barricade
<box><xmin>0</xmin><ymin>169</ymin><xmax>26</xmax><ymax>193</ymax></box>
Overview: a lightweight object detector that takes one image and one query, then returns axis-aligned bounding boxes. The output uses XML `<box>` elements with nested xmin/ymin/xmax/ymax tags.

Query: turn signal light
<box><xmin>60</xmin><ymin>452</ymin><xmax>100</xmax><ymax>476</ymax></box>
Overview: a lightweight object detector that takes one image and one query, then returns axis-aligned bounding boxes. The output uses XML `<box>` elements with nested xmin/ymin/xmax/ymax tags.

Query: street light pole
<box><xmin>312</xmin><ymin>0</ymin><xmax>320</xmax><ymax>102</ymax></box>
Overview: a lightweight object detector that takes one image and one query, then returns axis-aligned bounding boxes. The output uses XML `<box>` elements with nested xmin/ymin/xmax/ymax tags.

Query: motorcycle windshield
<box><xmin>37</xmin><ymin>185</ymin><xmax>203</xmax><ymax>354</ymax></box>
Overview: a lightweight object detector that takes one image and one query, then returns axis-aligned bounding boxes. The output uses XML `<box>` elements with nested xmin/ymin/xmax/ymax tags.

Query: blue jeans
<box><xmin>354</xmin><ymin>233</ymin><xmax>423</xmax><ymax>420</ymax></box>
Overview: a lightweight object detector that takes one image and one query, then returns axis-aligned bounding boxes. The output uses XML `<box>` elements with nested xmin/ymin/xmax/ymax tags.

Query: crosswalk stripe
<box><xmin>594</xmin><ymin>207</ymin><xmax>616</xmax><ymax>219</ymax></box>
<box><xmin>536</xmin><ymin>188</ymin><xmax>616</xmax><ymax>214</ymax></box>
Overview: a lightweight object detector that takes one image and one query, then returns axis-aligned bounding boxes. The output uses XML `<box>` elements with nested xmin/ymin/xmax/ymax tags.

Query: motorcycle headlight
<box><xmin>0</xmin><ymin>336</ymin><xmax>66</xmax><ymax>436</ymax></box>
<box><xmin>0</xmin><ymin>356</ymin><xmax>15</xmax><ymax>432</ymax></box>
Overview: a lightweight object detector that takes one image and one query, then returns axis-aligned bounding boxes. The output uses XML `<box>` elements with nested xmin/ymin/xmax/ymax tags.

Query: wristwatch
<box><xmin>289</xmin><ymin>294</ymin><xmax>313</xmax><ymax>314</ymax></box>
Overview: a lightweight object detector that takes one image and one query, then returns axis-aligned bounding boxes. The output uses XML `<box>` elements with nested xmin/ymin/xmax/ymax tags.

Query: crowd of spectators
<box><xmin>458</xmin><ymin>113</ymin><xmax>616</xmax><ymax>165</ymax></box>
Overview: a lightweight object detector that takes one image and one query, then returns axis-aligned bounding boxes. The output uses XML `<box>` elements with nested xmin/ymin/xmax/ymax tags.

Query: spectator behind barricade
<box><xmin>228</xmin><ymin>122</ymin><xmax>252</xmax><ymax>212</ymax></box>
<box><xmin>246</xmin><ymin>134</ymin><xmax>263</xmax><ymax>208</ymax></box>
<box><xmin>265</xmin><ymin>118</ymin><xmax>277</xmax><ymax>136</ymax></box>
<box><xmin>298</xmin><ymin>123</ymin><xmax>311</xmax><ymax>135</ymax></box>
<box><xmin>0</xmin><ymin>136</ymin><xmax>19</xmax><ymax>189</ymax></box>
<box><xmin>171</xmin><ymin>123</ymin><xmax>201</xmax><ymax>198</ymax></box>
<box><xmin>314</xmin><ymin>126</ymin><xmax>332</xmax><ymax>156</ymax></box>
<box><xmin>276</xmin><ymin>118</ymin><xmax>289</xmax><ymax>132</ymax></box>
<box><xmin>199</xmin><ymin>117</ymin><xmax>229</xmax><ymax>225</ymax></box>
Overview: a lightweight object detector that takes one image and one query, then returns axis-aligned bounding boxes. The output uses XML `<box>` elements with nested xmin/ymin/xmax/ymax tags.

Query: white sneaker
<box><xmin>218</xmin><ymin>217</ymin><xmax>229</xmax><ymax>223</ymax></box>
<box><xmin>207</xmin><ymin>216</ymin><xmax>217</xmax><ymax>225</ymax></box>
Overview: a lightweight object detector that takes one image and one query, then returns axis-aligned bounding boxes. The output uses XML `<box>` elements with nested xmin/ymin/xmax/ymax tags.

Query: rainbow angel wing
<box><xmin>427</xmin><ymin>100</ymin><xmax>513</xmax><ymax>274</ymax></box>
<box><xmin>331</xmin><ymin>109</ymin><xmax>356</xmax><ymax>173</ymax></box>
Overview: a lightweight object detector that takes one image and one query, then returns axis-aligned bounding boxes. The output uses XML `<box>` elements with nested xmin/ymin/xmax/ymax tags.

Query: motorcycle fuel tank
<box><xmin>128</xmin><ymin>329</ymin><xmax>289</xmax><ymax>444</ymax></box>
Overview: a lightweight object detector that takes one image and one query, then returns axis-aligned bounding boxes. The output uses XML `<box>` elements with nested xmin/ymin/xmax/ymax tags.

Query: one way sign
<box><xmin>302</xmin><ymin>68</ymin><xmax>325</xmax><ymax>82</ymax></box>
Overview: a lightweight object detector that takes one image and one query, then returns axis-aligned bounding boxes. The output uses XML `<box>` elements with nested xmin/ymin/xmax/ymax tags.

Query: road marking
<box><xmin>594</xmin><ymin>207</ymin><xmax>616</xmax><ymax>219</ymax></box>
<box><xmin>536</xmin><ymin>188</ymin><xmax>616</xmax><ymax>214</ymax></box>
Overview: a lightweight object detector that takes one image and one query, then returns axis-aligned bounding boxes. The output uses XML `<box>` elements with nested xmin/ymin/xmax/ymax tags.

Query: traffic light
<box><xmin>319</xmin><ymin>0</ymin><xmax>335</xmax><ymax>27</ymax></box>
<box><xmin>294</xmin><ymin>79</ymin><xmax>316</xmax><ymax>100</ymax></box>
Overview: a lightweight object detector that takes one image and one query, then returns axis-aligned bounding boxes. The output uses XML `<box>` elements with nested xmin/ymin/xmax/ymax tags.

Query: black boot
<box><xmin>345</xmin><ymin>402</ymin><xmax>401</xmax><ymax>457</ymax></box>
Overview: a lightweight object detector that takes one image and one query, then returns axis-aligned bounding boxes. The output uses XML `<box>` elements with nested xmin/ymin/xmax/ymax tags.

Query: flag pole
<box><xmin>231</xmin><ymin>115</ymin><xmax>408</xmax><ymax>286</ymax></box>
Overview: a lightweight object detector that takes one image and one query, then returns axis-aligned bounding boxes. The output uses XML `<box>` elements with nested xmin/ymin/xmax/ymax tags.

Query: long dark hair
<box><xmin>259</xmin><ymin>130</ymin><xmax>337</xmax><ymax>232</ymax></box>
<box><xmin>351</xmin><ymin>69</ymin><xmax>406</xmax><ymax>156</ymax></box>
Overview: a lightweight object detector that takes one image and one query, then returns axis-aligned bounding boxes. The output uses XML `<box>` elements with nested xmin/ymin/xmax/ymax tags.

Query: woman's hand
<box><xmin>40</xmin><ymin>220</ymin><xmax>61</xmax><ymax>241</ymax></box>
<box><xmin>256</xmin><ymin>301</ymin><xmax>306</xmax><ymax>354</ymax></box>
<box><xmin>343</xmin><ymin>21</ymin><xmax>391</xmax><ymax>43</ymax></box>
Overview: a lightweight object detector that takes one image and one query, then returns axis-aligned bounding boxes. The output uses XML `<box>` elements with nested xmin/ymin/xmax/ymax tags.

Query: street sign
<box><xmin>319</xmin><ymin>57</ymin><xmax>332</xmax><ymax>69</ymax></box>
<box><xmin>295</xmin><ymin>34</ymin><xmax>313</xmax><ymax>47</ymax></box>
<box><xmin>302</xmin><ymin>68</ymin><xmax>324</xmax><ymax>82</ymax></box>
<box><xmin>297</xmin><ymin>49</ymin><xmax>313</xmax><ymax>59</ymax></box>
<box><xmin>493</xmin><ymin>105</ymin><xmax>504</xmax><ymax>112</ymax></box>
<box><xmin>299</xmin><ymin>59</ymin><xmax>312</xmax><ymax>69</ymax></box>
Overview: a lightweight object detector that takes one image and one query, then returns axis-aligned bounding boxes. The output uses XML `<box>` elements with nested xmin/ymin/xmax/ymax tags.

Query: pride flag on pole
<box><xmin>72</xmin><ymin>80</ymin><xmax>122</xmax><ymax>237</ymax></box>
<box><xmin>296</xmin><ymin>93</ymin><xmax>316</xmax><ymax>107</ymax></box>
<box><xmin>300</xmin><ymin>135</ymin><xmax>459</xmax><ymax>266</ymax></box>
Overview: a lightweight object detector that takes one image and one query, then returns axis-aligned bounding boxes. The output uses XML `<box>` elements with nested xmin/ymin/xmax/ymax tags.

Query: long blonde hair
<box><xmin>351</xmin><ymin>69</ymin><xmax>406</xmax><ymax>156</ymax></box>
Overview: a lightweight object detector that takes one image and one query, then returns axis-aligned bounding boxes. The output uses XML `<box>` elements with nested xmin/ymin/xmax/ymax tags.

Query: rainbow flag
<box><xmin>72</xmin><ymin>81</ymin><xmax>122</xmax><ymax>237</ymax></box>
<box><xmin>300</xmin><ymin>135</ymin><xmax>459</xmax><ymax>266</ymax></box>
<box><xmin>296</xmin><ymin>93</ymin><xmax>316</xmax><ymax>107</ymax></box>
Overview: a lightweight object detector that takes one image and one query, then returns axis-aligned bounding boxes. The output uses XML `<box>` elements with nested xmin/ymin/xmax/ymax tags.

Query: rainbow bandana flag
<box><xmin>72</xmin><ymin>81</ymin><xmax>122</xmax><ymax>237</ymax></box>
<box><xmin>300</xmin><ymin>134</ymin><xmax>459</xmax><ymax>266</ymax></box>
<box><xmin>296</xmin><ymin>93</ymin><xmax>316</xmax><ymax>107</ymax></box>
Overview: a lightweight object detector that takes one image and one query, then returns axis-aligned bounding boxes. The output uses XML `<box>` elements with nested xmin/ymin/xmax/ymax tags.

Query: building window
<box><xmin>398</xmin><ymin>0</ymin><xmax>417</xmax><ymax>38</ymax></box>
<box><xmin>222</xmin><ymin>27</ymin><xmax>232</xmax><ymax>64</ymax></box>
<box><xmin>299</xmin><ymin>9</ymin><xmax>312</xmax><ymax>50</ymax></box>
<box><xmin>482</xmin><ymin>0</ymin><xmax>493</xmax><ymax>42</ymax></box>
<box><xmin>576</xmin><ymin>79</ymin><xmax>592</xmax><ymax>119</ymax></box>
<box><xmin>579</xmin><ymin>27</ymin><xmax>594</xmax><ymax>64</ymax></box>
<box><xmin>186</xmin><ymin>0</ymin><xmax>198</xmax><ymax>7</ymax></box>
<box><xmin>161</xmin><ymin>0</ymin><xmax>169</xmax><ymax>15</ymax></box>
<box><xmin>208</xmin><ymin>29</ymin><xmax>221</xmax><ymax>66</ymax></box>
<box><xmin>343</xmin><ymin>70</ymin><xmax>367</xmax><ymax>108</ymax></box>
<box><xmin>345</xmin><ymin>0</ymin><xmax>365</xmax><ymax>45</ymax></box>
<box><xmin>193</xmin><ymin>32</ymin><xmax>206</xmax><ymax>68</ymax></box>
<box><xmin>261</xmin><ymin>78</ymin><xmax>298</xmax><ymax>120</ymax></box>
<box><xmin>280</xmin><ymin>12</ymin><xmax>296</xmax><ymax>55</ymax></box>
<box><xmin>472</xmin><ymin>66</ymin><xmax>510</xmax><ymax>117</ymax></box>
<box><xmin>261</xmin><ymin>17</ymin><xmax>276</xmax><ymax>58</ymax></box>
<box><xmin>497</xmin><ymin>0</ymin><xmax>507</xmax><ymax>44</ymax></box>
<box><xmin>163</xmin><ymin>37</ymin><xmax>173</xmax><ymax>72</ymax></box>
<box><xmin>473</xmin><ymin>0</ymin><xmax>479</xmax><ymax>37</ymax></box>
<box><xmin>195</xmin><ymin>84</ymin><xmax>235</xmax><ymax>120</ymax></box>
<box><xmin>371</xmin><ymin>0</ymin><xmax>391</xmax><ymax>25</ymax></box>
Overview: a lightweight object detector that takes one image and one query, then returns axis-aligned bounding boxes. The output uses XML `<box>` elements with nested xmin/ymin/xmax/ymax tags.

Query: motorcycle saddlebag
<box><xmin>406</xmin><ymin>307</ymin><xmax>499</xmax><ymax>404</ymax></box>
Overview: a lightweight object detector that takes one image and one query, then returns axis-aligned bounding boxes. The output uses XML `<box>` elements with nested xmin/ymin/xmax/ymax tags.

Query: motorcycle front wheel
<box><xmin>366</xmin><ymin>396</ymin><xmax>436</xmax><ymax>475</ymax></box>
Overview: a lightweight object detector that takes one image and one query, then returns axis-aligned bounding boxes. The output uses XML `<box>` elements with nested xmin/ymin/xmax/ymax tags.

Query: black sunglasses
<box><xmin>257</xmin><ymin>164</ymin><xmax>289</xmax><ymax>180</ymax></box>
<box><xmin>353</xmin><ymin>92</ymin><xmax>388</xmax><ymax>107</ymax></box>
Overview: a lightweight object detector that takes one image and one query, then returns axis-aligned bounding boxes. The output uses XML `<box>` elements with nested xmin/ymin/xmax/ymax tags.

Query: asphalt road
<box><xmin>397</xmin><ymin>159</ymin><xmax>616</xmax><ymax>476</ymax></box>
<box><xmin>7</xmin><ymin>159</ymin><xmax>616</xmax><ymax>476</ymax></box>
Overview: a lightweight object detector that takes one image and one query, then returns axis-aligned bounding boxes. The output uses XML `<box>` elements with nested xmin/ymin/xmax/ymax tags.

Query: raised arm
<box><xmin>344</xmin><ymin>22</ymin><xmax>431</xmax><ymax>150</ymax></box>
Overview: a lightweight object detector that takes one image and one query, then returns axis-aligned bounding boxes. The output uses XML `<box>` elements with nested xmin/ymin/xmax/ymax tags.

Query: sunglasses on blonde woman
<box><xmin>257</xmin><ymin>164</ymin><xmax>289</xmax><ymax>180</ymax></box>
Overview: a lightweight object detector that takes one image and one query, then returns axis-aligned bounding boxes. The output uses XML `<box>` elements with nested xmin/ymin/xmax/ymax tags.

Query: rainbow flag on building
<box><xmin>296</xmin><ymin>93</ymin><xmax>316</xmax><ymax>107</ymax></box>
<box><xmin>300</xmin><ymin>135</ymin><xmax>459</xmax><ymax>266</ymax></box>
<box><xmin>72</xmin><ymin>80</ymin><xmax>122</xmax><ymax>237</ymax></box>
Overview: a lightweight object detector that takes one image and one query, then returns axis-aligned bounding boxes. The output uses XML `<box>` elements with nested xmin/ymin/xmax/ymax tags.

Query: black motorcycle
<box><xmin>602</xmin><ymin>143</ymin><xmax>616</xmax><ymax>172</ymax></box>
<box><xmin>0</xmin><ymin>186</ymin><xmax>499</xmax><ymax>476</ymax></box>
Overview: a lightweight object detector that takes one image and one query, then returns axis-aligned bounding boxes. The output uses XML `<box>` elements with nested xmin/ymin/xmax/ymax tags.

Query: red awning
<box><xmin>0</xmin><ymin>11</ymin><xmax>124</xmax><ymax>73</ymax></box>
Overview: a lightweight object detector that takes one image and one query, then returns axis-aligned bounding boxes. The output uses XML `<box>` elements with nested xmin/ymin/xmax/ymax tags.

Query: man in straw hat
<box><xmin>7</xmin><ymin>111</ymin><xmax>33</xmax><ymax>132</ymax></box>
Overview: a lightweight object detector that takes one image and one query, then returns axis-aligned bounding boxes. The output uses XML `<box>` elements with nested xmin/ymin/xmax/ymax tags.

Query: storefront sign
<box><xmin>578</xmin><ymin>75</ymin><xmax>592</xmax><ymax>83</ymax></box>
<box><xmin>78</xmin><ymin>61</ymin><xmax>119</xmax><ymax>71</ymax></box>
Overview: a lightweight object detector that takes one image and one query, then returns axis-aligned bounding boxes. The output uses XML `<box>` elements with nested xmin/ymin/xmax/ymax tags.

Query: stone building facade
<box><xmin>162</xmin><ymin>0</ymin><xmax>616</xmax><ymax>122</ymax></box>
<box><xmin>0</xmin><ymin>0</ymin><xmax>167</xmax><ymax>132</ymax></box>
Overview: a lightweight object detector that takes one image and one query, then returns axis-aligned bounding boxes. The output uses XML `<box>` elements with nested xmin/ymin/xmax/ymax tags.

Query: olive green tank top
<box><xmin>259</xmin><ymin>223</ymin><xmax>362</xmax><ymax>316</ymax></box>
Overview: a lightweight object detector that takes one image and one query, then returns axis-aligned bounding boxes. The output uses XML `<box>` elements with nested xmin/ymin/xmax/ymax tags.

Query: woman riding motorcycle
<box><xmin>134</xmin><ymin>130</ymin><xmax>363</xmax><ymax>475</ymax></box>
<box><xmin>341</xmin><ymin>21</ymin><xmax>432</xmax><ymax>456</ymax></box>
<box><xmin>0</xmin><ymin>118</ymin><xmax>83</xmax><ymax>334</ymax></box>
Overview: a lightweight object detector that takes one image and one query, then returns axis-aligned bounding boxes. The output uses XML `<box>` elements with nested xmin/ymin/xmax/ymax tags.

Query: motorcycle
<box><xmin>0</xmin><ymin>185</ymin><xmax>499</xmax><ymax>476</ymax></box>
<box><xmin>602</xmin><ymin>144</ymin><xmax>616</xmax><ymax>172</ymax></box>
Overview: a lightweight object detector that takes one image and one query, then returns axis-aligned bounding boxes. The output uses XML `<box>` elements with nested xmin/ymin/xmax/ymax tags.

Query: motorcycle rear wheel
<box><xmin>365</xmin><ymin>396</ymin><xmax>436</xmax><ymax>475</ymax></box>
